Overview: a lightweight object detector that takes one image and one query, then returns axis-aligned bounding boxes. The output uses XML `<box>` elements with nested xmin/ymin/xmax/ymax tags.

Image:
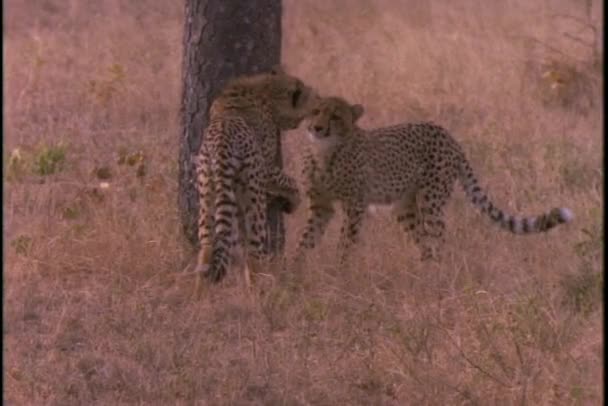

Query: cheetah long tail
<box><xmin>458</xmin><ymin>157</ymin><xmax>573</xmax><ymax>234</ymax></box>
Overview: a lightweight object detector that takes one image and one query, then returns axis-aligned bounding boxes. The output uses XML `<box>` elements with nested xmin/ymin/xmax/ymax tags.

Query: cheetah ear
<box><xmin>351</xmin><ymin>104</ymin><xmax>365</xmax><ymax>121</ymax></box>
<box><xmin>269</xmin><ymin>65</ymin><xmax>286</xmax><ymax>76</ymax></box>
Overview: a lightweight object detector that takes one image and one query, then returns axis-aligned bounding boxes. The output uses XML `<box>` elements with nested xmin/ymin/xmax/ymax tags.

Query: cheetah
<box><xmin>293</xmin><ymin>96</ymin><xmax>573</xmax><ymax>267</ymax></box>
<box><xmin>194</xmin><ymin>67</ymin><xmax>318</xmax><ymax>287</ymax></box>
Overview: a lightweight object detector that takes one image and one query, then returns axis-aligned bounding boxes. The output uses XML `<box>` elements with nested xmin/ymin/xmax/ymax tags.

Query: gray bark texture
<box><xmin>178</xmin><ymin>0</ymin><xmax>285</xmax><ymax>253</ymax></box>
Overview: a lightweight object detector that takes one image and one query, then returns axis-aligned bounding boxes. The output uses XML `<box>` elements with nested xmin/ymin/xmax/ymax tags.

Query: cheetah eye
<box><xmin>291</xmin><ymin>88</ymin><xmax>302</xmax><ymax>108</ymax></box>
<box><xmin>330</xmin><ymin>114</ymin><xmax>340</xmax><ymax>121</ymax></box>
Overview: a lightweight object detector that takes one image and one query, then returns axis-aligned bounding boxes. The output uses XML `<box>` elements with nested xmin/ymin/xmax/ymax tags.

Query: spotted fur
<box><xmin>294</xmin><ymin>96</ymin><xmax>573</xmax><ymax>265</ymax></box>
<box><xmin>195</xmin><ymin>67</ymin><xmax>317</xmax><ymax>285</ymax></box>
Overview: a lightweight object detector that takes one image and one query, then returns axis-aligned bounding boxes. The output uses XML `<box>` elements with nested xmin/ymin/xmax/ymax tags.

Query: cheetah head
<box><xmin>265</xmin><ymin>66</ymin><xmax>320</xmax><ymax>130</ymax></box>
<box><xmin>224</xmin><ymin>66</ymin><xmax>319</xmax><ymax>131</ymax></box>
<box><xmin>306</xmin><ymin>97</ymin><xmax>364</xmax><ymax>144</ymax></box>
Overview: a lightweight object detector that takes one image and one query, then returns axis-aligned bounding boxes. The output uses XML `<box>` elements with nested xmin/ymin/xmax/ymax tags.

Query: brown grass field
<box><xmin>4</xmin><ymin>0</ymin><xmax>604</xmax><ymax>404</ymax></box>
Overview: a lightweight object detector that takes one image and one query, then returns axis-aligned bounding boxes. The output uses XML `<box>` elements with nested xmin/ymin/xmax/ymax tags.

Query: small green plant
<box><xmin>569</xmin><ymin>384</ymin><xmax>586</xmax><ymax>403</ymax></box>
<box><xmin>262</xmin><ymin>286</ymin><xmax>293</xmax><ymax>331</ymax></box>
<box><xmin>94</xmin><ymin>166</ymin><xmax>112</xmax><ymax>180</ymax></box>
<box><xmin>87</xmin><ymin>63</ymin><xmax>126</xmax><ymax>106</ymax></box>
<box><xmin>389</xmin><ymin>318</ymin><xmax>432</xmax><ymax>359</ymax></box>
<box><xmin>543</xmin><ymin>141</ymin><xmax>565</xmax><ymax>164</ymax></box>
<box><xmin>566</xmin><ymin>211</ymin><xmax>603</xmax><ymax>316</ymax></box>
<box><xmin>33</xmin><ymin>143</ymin><xmax>66</xmax><ymax>176</ymax></box>
<box><xmin>136</xmin><ymin>163</ymin><xmax>146</xmax><ymax>178</ymax></box>
<box><xmin>508</xmin><ymin>294</ymin><xmax>562</xmax><ymax>352</ymax></box>
<box><xmin>573</xmin><ymin>209</ymin><xmax>602</xmax><ymax>260</ymax></box>
<box><xmin>62</xmin><ymin>205</ymin><xmax>81</xmax><ymax>220</ymax></box>
<box><xmin>117</xmin><ymin>148</ymin><xmax>146</xmax><ymax>180</ymax></box>
<box><xmin>466</xmin><ymin>140</ymin><xmax>497</xmax><ymax>176</ymax></box>
<box><xmin>71</xmin><ymin>224</ymin><xmax>89</xmax><ymax>238</ymax></box>
<box><xmin>11</xmin><ymin>235</ymin><xmax>33</xmax><ymax>256</ymax></box>
<box><xmin>6</xmin><ymin>148</ymin><xmax>28</xmax><ymax>182</ymax></box>
<box><xmin>22</xmin><ymin>35</ymin><xmax>46</xmax><ymax>89</ymax></box>
<box><xmin>560</xmin><ymin>160</ymin><xmax>597</xmax><ymax>192</ymax></box>
<box><xmin>303</xmin><ymin>298</ymin><xmax>328</xmax><ymax>322</ymax></box>
<box><xmin>128</xmin><ymin>187</ymin><xmax>138</xmax><ymax>202</ymax></box>
<box><xmin>560</xmin><ymin>263</ymin><xmax>602</xmax><ymax>316</ymax></box>
<box><xmin>543</xmin><ymin>140</ymin><xmax>599</xmax><ymax>192</ymax></box>
<box><xmin>538</xmin><ymin>59</ymin><xmax>595</xmax><ymax>114</ymax></box>
<box><xmin>117</xmin><ymin>148</ymin><xmax>144</xmax><ymax>166</ymax></box>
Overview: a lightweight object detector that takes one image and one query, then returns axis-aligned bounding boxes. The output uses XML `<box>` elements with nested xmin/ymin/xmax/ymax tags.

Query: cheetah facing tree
<box><xmin>194</xmin><ymin>67</ymin><xmax>318</xmax><ymax>289</ymax></box>
<box><xmin>294</xmin><ymin>96</ymin><xmax>573</xmax><ymax>268</ymax></box>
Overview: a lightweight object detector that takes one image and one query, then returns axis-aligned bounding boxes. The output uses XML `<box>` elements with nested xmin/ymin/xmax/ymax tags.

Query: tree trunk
<box><xmin>178</xmin><ymin>0</ymin><xmax>285</xmax><ymax>254</ymax></box>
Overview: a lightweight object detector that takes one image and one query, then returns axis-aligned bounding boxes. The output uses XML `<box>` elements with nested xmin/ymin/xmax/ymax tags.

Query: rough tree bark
<box><xmin>178</xmin><ymin>0</ymin><xmax>285</xmax><ymax>254</ymax></box>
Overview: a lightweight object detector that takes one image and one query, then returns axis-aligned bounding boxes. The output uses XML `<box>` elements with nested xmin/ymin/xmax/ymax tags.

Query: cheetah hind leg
<box><xmin>393</xmin><ymin>190</ymin><xmax>444</xmax><ymax>261</ymax></box>
<box><xmin>291</xmin><ymin>203</ymin><xmax>335</xmax><ymax>273</ymax></box>
<box><xmin>234</xmin><ymin>205</ymin><xmax>257</xmax><ymax>292</ymax></box>
<box><xmin>240</xmin><ymin>177</ymin><xmax>271</xmax><ymax>292</ymax></box>
<box><xmin>192</xmin><ymin>241</ymin><xmax>245</xmax><ymax>299</ymax></box>
<box><xmin>394</xmin><ymin>193</ymin><xmax>425</xmax><ymax>257</ymax></box>
<box><xmin>192</xmin><ymin>244</ymin><xmax>213</xmax><ymax>300</ymax></box>
<box><xmin>191</xmin><ymin>194</ymin><xmax>215</xmax><ymax>299</ymax></box>
<box><xmin>412</xmin><ymin>188</ymin><xmax>448</xmax><ymax>262</ymax></box>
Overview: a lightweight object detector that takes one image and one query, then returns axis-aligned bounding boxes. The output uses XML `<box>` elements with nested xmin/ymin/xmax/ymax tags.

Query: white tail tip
<box><xmin>558</xmin><ymin>207</ymin><xmax>574</xmax><ymax>223</ymax></box>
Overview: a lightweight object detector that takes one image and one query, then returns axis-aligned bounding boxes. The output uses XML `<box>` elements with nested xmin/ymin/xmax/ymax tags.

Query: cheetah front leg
<box><xmin>337</xmin><ymin>200</ymin><xmax>366</xmax><ymax>269</ymax></box>
<box><xmin>291</xmin><ymin>195</ymin><xmax>335</xmax><ymax>271</ymax></box>
<box><xmin>266</xmin><ymin>167</ymin><xmax>301</xmax><ymax>214</ymax></box>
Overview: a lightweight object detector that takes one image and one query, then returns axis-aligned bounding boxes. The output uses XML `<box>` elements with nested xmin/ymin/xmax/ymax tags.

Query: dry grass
<box><xmin>4</xmin><ymin>0</ymin><xmax>603</xmax><ymax>404</ymax></box>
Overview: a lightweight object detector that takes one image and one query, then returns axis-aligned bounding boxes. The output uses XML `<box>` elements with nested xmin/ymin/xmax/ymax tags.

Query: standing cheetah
<box><xmin>294</xmin><ymin>96</ymin><xmax>573</xmax><ymax>267</ymax></box>
<box><xmin>194</xmin><ymin>67</ymin><xmax>317</xmax><ymax>287</ymax></box>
